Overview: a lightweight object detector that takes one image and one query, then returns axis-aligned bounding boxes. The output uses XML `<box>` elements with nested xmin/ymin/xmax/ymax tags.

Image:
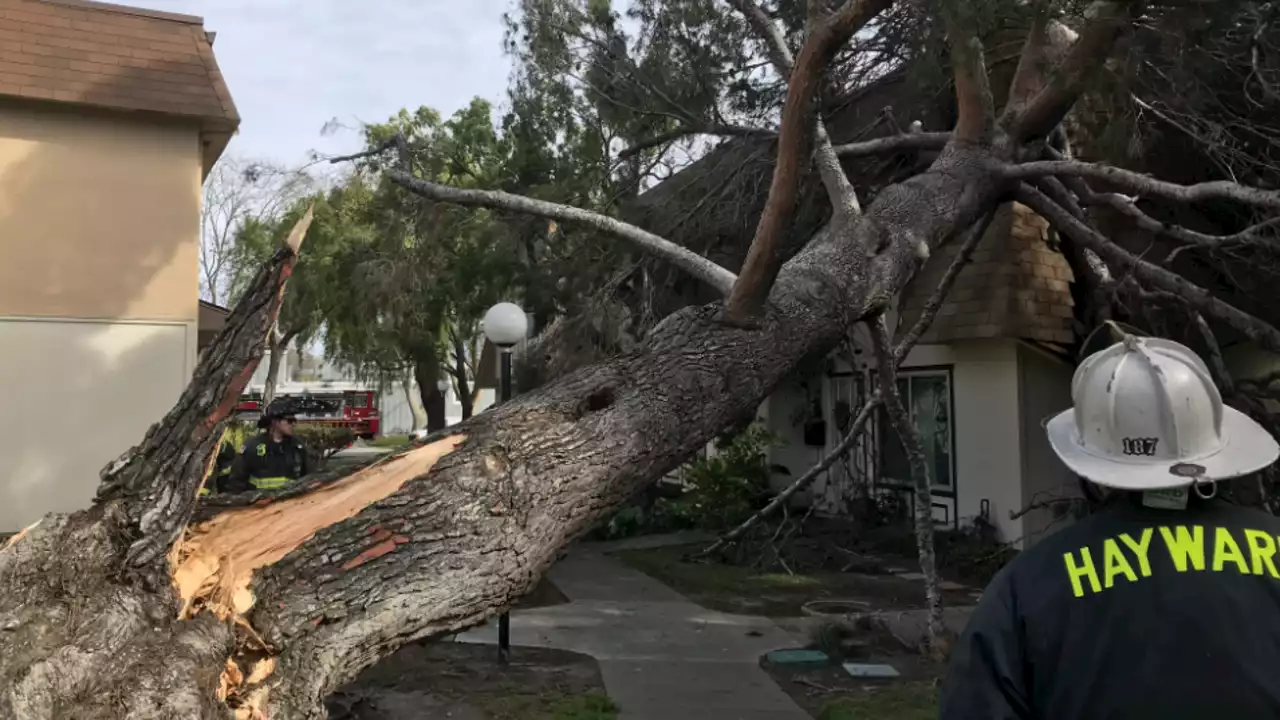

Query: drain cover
<box><xmin>842</xmin><ymin>663</ymin><xmax>901</xmax><ymax>678</ymax></box>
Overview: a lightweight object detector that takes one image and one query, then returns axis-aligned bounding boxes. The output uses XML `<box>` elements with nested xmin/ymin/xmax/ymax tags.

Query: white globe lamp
<box><xmin>482</xmin><ymin>302</ymin><xmax>529</xmax><ymax>348</ymax></box>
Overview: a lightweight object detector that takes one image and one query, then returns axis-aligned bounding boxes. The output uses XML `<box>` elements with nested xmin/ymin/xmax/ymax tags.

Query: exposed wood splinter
<box><xmin>172</xmin><ymin>434</ymin><xmax>465</xmax><ymax>620</ymax></box>
<box><xmin>341</xmin><ymin>534</ymin><xmax>409</xmax><ymax>570</ymax></box>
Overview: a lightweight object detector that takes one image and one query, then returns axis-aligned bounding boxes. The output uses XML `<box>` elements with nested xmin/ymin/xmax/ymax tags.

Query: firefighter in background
<box><xmin>940</xmin><ymin>334</ymin><xmax>1280</xmax><ymax>719</ymax></box>
<box><xmin>198</xmin><ymin>422</ymin><xmax>252</xmax><ymax>497</ymax></box>
<box><xmin>225</xmin><ymin>398</ymin><xmax>311</xmax><ymax>492</ymax></box>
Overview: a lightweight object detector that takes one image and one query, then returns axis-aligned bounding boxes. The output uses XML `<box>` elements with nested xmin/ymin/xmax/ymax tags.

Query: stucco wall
<box><xmin>0</xmin><ymin>101</ymin><xmax>203</xmax><ymax>531</ymax></box>
<box><xmin>1016</xmin><ymin>342</ymin><xmax>1078</xmax><ymax>547</ymax></box>
<box><xmin>0</xmin><ymin>318</ymin><xmax>195</xmax><ymax>531</ymax></box>
<box><xmin>0</xmin><ymin>101</ymin><xmax>202</xmax><ymax>321</ymax></box>
<box><xmin>903</xmin><ymin>340</ymin><xmax>1024</xmax><ymax>540</ymax></box>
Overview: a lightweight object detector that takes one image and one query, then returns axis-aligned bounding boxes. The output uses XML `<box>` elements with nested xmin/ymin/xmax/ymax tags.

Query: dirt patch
<box><xmin>327</xmin><ymin>642</ymin><xmax>617</xmax><ymax>720</ymax></box>
<box><xmin>615</xmin><ymin>543</ymin><xmax>975</xmax><ymax>616</ymax></box>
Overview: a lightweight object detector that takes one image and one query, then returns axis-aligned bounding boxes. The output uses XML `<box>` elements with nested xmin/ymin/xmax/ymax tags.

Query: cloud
<box><xmin>132</xmin><ymin>0</ymin><xmax>516</xmax><ymax>166</ymax></box>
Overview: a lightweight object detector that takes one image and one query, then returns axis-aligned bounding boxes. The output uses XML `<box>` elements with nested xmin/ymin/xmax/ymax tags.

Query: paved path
<box><xmin>456</xmin><ymin>537</ymin><xmax>811</xmax><ymax>720</ymax></box>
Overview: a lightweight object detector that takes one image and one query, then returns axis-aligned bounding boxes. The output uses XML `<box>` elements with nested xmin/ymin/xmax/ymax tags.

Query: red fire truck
<box><xmin>234</xmin><ymin>383</ymin><xmax>381</xmax><ymax>439</ymax></box>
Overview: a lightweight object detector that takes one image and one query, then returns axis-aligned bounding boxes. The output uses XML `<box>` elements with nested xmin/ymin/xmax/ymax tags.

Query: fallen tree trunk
<box><xmin>9</xmin><ymin>1</ymin><xmax>1280</xmax><ymax>717</ymax></box>
<box><xmin>0</xmin><ymin>137</ymin><xmax>1000</xmax><ymax>719</ymax></box>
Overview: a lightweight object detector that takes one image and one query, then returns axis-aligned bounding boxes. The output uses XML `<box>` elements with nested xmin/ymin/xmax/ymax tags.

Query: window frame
<box><xmin>872</xmin><ymin>365</ymin><xmax>957</xmax><ymax>498</ymax></box>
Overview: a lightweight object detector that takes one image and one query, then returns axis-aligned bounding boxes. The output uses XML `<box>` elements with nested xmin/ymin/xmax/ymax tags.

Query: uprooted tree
<box><xmin>6</xmin><ymin>0</ymin><xmax>1280</xmax><ymax>717</ymax></box>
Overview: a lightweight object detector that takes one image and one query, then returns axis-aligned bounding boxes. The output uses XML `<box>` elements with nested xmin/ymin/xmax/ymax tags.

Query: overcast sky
<box><xmin>131</xmin><ymin>1</ymin><xmax>518</xmax><ymax>167</ymax></box>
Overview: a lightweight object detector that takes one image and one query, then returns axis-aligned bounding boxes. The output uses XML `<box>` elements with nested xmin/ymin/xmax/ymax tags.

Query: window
<box><xmin>350</xmin><ymin>394</ymin><xmax>368</xmax><ymax>409</ymax></box>
<box><xmin>877</xmin><ymin>370</ymin><xmax>954</xmax><ymax>492</ymax></box>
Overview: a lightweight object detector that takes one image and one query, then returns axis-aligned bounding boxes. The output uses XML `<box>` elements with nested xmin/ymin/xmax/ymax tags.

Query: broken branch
<box><xmin>1007</xmin><ymin>0</ymin><xmax>1139</xmax><ymax>142</ymax></box>
<box><xmin>98</xmin><ymin>207</ymin><xmax>315</xmax><ymax>575</ymax></box>
<box><xmin>386</xmin><ymin>170</ymin><xmax>737</xmax><ymax>297</ymax></box>
<box><xmin>724</xmin><ymin>0</ymin><xmax>890</xmax><ymax>324</ymax></box>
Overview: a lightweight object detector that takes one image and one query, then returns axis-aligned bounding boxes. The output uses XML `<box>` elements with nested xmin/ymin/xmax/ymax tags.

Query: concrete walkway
<box><xmin>456</xmin><ymin>537</ymin><xmax>811</xmax><ymax>720</ymax></box>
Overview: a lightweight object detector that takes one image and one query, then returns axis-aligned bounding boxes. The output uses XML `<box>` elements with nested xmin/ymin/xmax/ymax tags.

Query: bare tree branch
<box><xmin>831</xmin><ymin>131</ymin><xmax>952</xmax><ymax>157</ymax></box>
<box><xmin>1017</xmin><ymin>183</ymin><xmax>1280</xmax><ymax>354</ymax></box>
<box><xmin>1005</xmin><ymin>160</ymin><xmax>1280</xmax><ymax>212</ymax></box>
<box><xmin>616</xmin><ymin>123</ymin><xmax>774</xmax><ymax>159</ymax></box>
<box><xmin>724</xmin><ymin>0</ymin><xmax>891</xmax><ymax>324</ymax></box>
<box><xmin>1006</xmin><ymin>0</ymin><xmax>1140</xmax><ymax>142</ymax></box>
<box><xmin>870</xmin><ymin>314</ymin><xmax>944</xmax><ymax>656</ymax></box>
<box><xmin>385</xmin><ymin>170</ymin><xmax>737</xmax><ymax>297</ymax></box>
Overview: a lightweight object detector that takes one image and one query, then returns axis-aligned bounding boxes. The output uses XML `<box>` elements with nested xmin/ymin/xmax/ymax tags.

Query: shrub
<box><xmin>294</xmin><ymin>425</ymin><xmax>356</xmax><ymax>463</ymax></box>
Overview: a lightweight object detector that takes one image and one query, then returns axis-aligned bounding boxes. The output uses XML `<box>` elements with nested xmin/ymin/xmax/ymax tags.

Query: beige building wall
<box><xmin>0</xmin><ymin>102</ymin><xmax>202</xmax><ymax>531</ymax></box>
<box><xmin>1016</xmin><ymin>342</ymin><xmax>1077</xmax><ymax>547</ymax></box>
<box><xmin>904</xmin><ymin>340</ymin><xmax>1025</xmax><ymax>541</ymax></box>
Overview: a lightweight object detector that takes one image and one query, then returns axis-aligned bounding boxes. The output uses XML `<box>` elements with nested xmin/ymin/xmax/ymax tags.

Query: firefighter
<box><xmin>225</xmin><ymin>398</ymin><xmax>311</xmax><ymax>492</ymax></box>
<box><xmin>201</xmin><ymin>421</ymin><xmax>251</xmax><ymax>496</ymax></box>
<box><xmin>940</xmin><ymin>333</ymin><xmax>1280</xmax><ymax>719</ymax></box>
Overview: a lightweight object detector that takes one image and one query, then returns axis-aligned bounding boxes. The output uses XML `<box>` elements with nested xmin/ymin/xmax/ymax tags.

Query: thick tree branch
<box><xmin>725</xmin><ymin>0</ymin><xmax>891</xmax><ymax>324</ymax></box>
<box><xmin>616</xmin><ymin>123</ymin><xmax>774</xmax><ymax>159</ymax></box>
<box><xmin>944</xmin><ymin>5</ymin><xmax>997</xmax><ymax>144</ymax></box>
<box><xmin>697</xmin><ymin>211</ymin><xmax>996</xmax><ymax>558</ymax></box>
<box><xmin>728</xmin><ymin>0</ymin><xmax>862</xmax><ymax>220</ymax></box>
<box><xmin>1006</xmin><ymin>0</ymin><xmax>1140</xmax><ymax>142</ymax></box>
<box><xmin>97</xmin><ymin>208</ymin><xmax>315</xmax><ymax>576</ymax></box>
<box><xmin>386</xmin><ymin>170</ymin><xmax>737</xmax><ymax>297</ymax></box>
<box><xmin>1017</xmin><ymin>184</ymin><xmax>1280</xmax><ymax>354</ymax></box>
<box><xmin>1005</xmin><ymin>160</ymin><xmax>1280</xmax><ymax>212</ymax></box>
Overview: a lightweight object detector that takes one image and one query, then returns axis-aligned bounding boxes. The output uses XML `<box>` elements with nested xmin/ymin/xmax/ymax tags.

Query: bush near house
<box><xmin>293</xmin><ymin>425</ymin><xmax>357</xmax><ymax>467</ymax></box>
<box><xmin>590</xmin><ymin>423</ymin><xmax>784</xmax><ymax>540</ymax></box>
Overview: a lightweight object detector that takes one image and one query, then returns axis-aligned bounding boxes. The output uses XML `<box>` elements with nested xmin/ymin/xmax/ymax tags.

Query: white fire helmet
<box><xmin>1045</xmin><ymin>334</ymin><xmax>1279</xmax><ymax>490</ymax></box>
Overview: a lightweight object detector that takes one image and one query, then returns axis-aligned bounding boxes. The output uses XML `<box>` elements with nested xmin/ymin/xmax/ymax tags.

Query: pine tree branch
<box><xmin>724</xmin><ymin>0</ymin><xmax>890</xmax><ymax>325</ymax></box>
<box><xmin>1006</xmin><ymin>0</ymin><xmax>1140</xmax><ymax>142</ymax></box>
<box><xmin>385</xmin><ymin>170</ymin><xmax>737</xmax><ymax>297</ymax></box>
<box><xmin>1005</xmin><ymin>160</ymin><xmax>1280</xmax><ymax>211</ymax></box>
<box><xmin>1017</xmin><ymin>183</ymin><xmax>1280</xmax><ymax>354</ymax></box>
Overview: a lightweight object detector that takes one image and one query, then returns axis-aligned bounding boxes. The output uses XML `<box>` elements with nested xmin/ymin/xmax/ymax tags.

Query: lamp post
<box><xmin>481</xmin><ymin>301</ymin><xmax>528</xmax><ymax>665</ymax></box>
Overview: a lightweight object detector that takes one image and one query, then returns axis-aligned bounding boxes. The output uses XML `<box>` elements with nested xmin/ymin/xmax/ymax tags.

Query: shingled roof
<box><xmin>0</xmin><ymin>0</ymin><xmax>239</xmax><ymax>174</ymax></box>
<box><xmin>896</xmin><ymin>202</ymin><xmax>1076</xmax><ymax>347</ymax></box>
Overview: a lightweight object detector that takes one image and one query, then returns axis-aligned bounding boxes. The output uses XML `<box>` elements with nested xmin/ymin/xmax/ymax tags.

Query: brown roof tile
<box><xmin>0</xmin><ymin>0</ymin><xmax>238</xmax><ymax>129</ymax></box>
<box><xmin>897</xmin><ymin>202</ymin><xmax>1076</xmax><ymax>346</ymax></box>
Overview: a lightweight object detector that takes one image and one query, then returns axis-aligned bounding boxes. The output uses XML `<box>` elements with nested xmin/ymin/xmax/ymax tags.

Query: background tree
<box><xmin>200</xmin><ymin>156</ymin><xmax>313</xmax><ymax>305</ymax></box>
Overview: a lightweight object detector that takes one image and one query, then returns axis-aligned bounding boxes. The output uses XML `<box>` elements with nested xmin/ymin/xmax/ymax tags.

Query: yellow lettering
<box><xmin>1213</xmin><ymin>527</ymin><xmax>1251</xmax><ymax>575</ymax></box>
<box><xmin>1244</xmin><ymin>530</ymin><xmax>1280</xmax><ymax>579</ymax></box>
<box><xmin>1102</xmin><ymin>538</ymin><xmax>1139</xmax><ymax>588</ymax></box>
<box><xmin>1064</xmin><ymin>547</ymin><xmax>1102</xmax><ymax>597</ymax></box>
<box><xmin>1160</xmin><ymin>525</ymin><xmax>1205</xmax><ymax>572</ymax></box>
<box><xmin>1119</xmin><ymin>529</ymin><xmax>1154</xmax><ymax>577</ymax></box>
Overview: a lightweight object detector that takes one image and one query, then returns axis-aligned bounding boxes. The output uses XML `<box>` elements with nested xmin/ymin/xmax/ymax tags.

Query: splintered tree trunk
<box><xmin>0</xmin><ymin>141</ymin><xmax>1002</xmax><ymax>717</ymax></box>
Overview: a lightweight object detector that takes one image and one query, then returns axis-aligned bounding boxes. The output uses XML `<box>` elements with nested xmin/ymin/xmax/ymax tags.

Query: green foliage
<box><xmin>591</xmin><ymin>422</ymin><xmax>783</xmax><ymax>538</ymax></box>
<box><xmin>293</xmin><ymin>425</ymin><xmax>356</xmax><ymax>460</ymax></box>
<box><xmin>658</xmin><ymin>423</ymin><xmax>782</xmax><ymax>530</ymax></box>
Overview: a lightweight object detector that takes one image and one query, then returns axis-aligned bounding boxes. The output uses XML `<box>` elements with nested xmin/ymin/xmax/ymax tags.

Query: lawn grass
<box><xmin>368</xmin><ymin>434</ymin><xmax>411</xmax><ymax>448</ymax></box>
<box><xmin>815</xmin><ymin>682</ymin><xmax>938</xmax><ymax>720</ymax></box>
<box><xmin>616</xmin><ymin>545</ymin><xmax>825</xmax><ymax>615</ymax></box>
<box><xmin>615</xmin><ymin>543</ymin><xmax>960</xmax><ymax>616</ymax></box>
<box><xmin>482</xmin><ymin>689</ymin><xmax>618</xmax><ymax>720</ymax></box>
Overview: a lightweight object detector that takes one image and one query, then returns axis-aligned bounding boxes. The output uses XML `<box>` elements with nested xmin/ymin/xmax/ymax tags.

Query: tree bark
<box><xmin>413</xmin><ymin>360</ymin><xmax>447</xmax><ymax>432</ymax></box>
<box><xmin>453</xmin><ymin>333</ymin><xmax>474</xmax><ymax>421</ymax></box>
<box><xmin>400</xmin><ymin>370</ymin><xmax>427</xmax><ymax>431</ymax></box>
<box><xmin>870</xmin><ymin>316</ymin><xmax>945</xmax><ymax>658</ymax></box>
<box><xmin>262</xmin><ymin>328</ymin><xmax>299</xmax><ymax>406</ymax></box>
